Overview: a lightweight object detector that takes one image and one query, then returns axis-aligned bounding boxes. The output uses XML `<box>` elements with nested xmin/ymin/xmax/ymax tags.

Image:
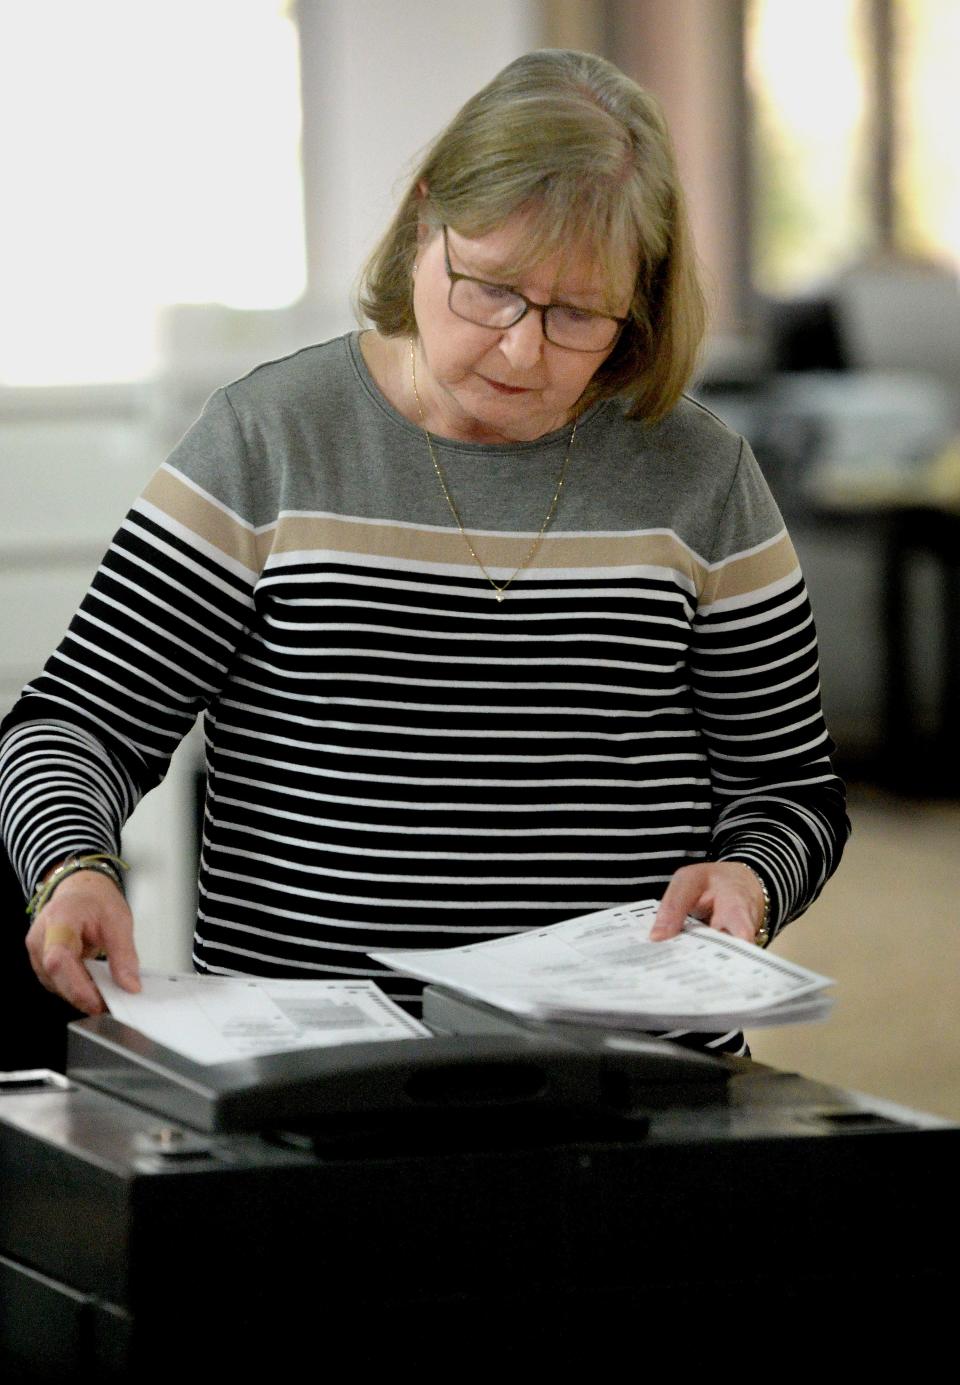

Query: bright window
<box><xmin>747</xmin><ymin>0</ymin><xmax>870</xmax><ymax>295</ymax></box>
<box><xmin>0</xmin><ymin>0</ymin><xmax>305</xmax><ymax>386</ymax></box>
<box><xmin>899</xmin><ymin>0</ymin><xmax>960</xmax><ymax>270</ymax></box>
<box><xmin>748</xmin><ymin>0</ymin><xmax>960</xmax><ymax>295</ymax></box>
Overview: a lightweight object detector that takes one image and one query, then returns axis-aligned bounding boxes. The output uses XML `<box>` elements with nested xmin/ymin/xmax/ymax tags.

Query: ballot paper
<box><xmin>370</xmin><ymin>900</ymin><xmax>834</xmax><ymax>1031</ymax></box>
<box><xmin>86</xmin><ymin>964</ymin><xmax>429</xmax><ymax>1064</ymax></box>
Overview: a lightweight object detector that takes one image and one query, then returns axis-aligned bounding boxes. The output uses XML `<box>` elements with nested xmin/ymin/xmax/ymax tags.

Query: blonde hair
<box><xmin>358</xmin><ymin>49</ymin><xmax>706</xmax><ymax>423</ymax></box>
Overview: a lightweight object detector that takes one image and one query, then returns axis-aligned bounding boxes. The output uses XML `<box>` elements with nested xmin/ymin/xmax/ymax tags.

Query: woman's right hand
<box><xmin>25</xmin><ymin>867</ymin><xmax>141</xmax><ymax>1015</ymax></box>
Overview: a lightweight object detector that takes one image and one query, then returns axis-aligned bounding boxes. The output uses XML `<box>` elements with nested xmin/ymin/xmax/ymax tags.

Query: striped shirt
<box><xmin>0</xmin><ymin>334</ymin><xmax>848</xmax><ymax>1046</ymax></box>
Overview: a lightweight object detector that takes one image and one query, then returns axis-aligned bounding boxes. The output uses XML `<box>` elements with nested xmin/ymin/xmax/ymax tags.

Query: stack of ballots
<box><xmin>371</xmin><ymin>900</ymin><xmax>834</xmax><ymax>1033</ymax></box>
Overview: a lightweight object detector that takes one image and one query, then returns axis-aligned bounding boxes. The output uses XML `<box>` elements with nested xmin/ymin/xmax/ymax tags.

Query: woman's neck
<box><xmin>359</xmin><ymin>331</ymin><xmax>569</xmax><ymax>445</ymax></box>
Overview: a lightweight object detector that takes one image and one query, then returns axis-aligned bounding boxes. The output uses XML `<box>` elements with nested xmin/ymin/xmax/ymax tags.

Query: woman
<box><xmin>0</xmin><ymin>50</ymin><xmax>848</xmax><ymax>1051</ymax></box>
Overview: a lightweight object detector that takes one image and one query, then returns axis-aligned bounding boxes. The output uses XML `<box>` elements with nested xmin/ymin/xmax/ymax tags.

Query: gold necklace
<box><xmin>409</xmin><ymin>339</ymin><xmax>577</xmax><ymax>602</ymax></box>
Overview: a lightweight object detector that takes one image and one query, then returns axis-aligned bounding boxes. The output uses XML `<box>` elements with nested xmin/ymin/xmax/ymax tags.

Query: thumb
<box><xmin>651</xmin><ymin>866</ymin><xmax>705</xmax><ymax>940</ymax></box>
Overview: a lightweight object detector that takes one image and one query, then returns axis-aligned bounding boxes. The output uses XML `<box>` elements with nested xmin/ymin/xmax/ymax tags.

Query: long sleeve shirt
<box><xmin>1</xmin><ymin>333</ymin><xmax>849</xmax><ymax>1025</ymax></box>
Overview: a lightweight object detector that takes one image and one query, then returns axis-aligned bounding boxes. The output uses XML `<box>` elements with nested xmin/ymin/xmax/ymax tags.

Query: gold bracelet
<box><xmin>27</xmin><ymin>853</ymin><xmax>129</xmax><ymax>919</ymax></box>
<box><xmin>738</xmin><ymin>864</ymin><xmax>772</xmax><ymax>946</ymax></box>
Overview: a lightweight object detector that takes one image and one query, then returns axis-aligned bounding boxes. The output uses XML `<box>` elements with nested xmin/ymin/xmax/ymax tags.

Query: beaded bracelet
<box><xmin>26</xmin><ymin>853</ymin><xmax>129</xmax><ymax>919</ymax></box>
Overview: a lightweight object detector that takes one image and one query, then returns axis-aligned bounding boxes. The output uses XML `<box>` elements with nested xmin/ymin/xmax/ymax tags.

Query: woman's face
<box><xmin>411</xmin><ymin>217</ymin><xmax>635</xmax><ymax>444</ymax></box>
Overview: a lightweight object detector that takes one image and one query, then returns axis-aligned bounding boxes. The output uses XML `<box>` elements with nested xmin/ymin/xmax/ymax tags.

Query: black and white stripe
<box><xmin>0</xmin><ymin>342</ymin><xmax>849</xmax><ymax>1052</ymax></box>
<box><xmin>1</xmin><ymin>529</ymin><xmax>846</xmax><ymax>1035</ymax></box>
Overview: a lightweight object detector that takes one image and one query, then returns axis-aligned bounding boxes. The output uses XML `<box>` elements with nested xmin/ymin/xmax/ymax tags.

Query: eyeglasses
<box><xmin>441</xmin><ymin>226</ymin><xmax>628</xmax><ymax>353</ymax></box>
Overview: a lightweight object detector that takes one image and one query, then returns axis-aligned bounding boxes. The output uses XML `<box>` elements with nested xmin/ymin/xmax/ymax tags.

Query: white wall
<box><xmin>296</xmin><ymin>0</ymin><xmax>541</xmax><ymax>324</ymax></box>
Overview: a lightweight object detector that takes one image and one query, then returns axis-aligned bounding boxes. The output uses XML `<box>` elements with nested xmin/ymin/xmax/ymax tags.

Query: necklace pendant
<box><xmin>495</xmin><ymin>590</ymin><xmax>505</xmax><ymax>603</ymax></box>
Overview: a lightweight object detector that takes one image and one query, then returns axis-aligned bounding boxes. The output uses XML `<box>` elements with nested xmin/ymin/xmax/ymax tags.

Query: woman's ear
<box><xmin>415</xmin><ymin>179</ymin><xmax>431</xmax><ymax>247</ymax></box>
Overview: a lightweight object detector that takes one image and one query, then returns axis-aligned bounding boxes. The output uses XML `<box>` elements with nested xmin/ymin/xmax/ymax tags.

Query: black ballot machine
<box><xmin>1</xmin><ymin>988</ymin><xmax>957</xmax><ymax>1376</ymax></box>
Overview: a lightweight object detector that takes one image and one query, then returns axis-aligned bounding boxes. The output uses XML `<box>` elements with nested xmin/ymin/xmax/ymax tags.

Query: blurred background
<box><xmin>1</xmin><ymin>0</ymin><xmax>957</xmax><ymax>1112</ymax></box>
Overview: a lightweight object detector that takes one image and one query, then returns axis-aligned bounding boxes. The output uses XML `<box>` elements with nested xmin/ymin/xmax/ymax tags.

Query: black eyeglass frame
<box><xmin>441</xmin><ymin>226</ymin><xmax>629</xmax><ymax>353</ymax></box>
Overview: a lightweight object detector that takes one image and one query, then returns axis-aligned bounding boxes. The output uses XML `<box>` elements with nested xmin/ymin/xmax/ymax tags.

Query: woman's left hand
<box><xmin>650</xmin><ymin>862</ymin><xmax>767</xmax><ymax>945</ymax></box>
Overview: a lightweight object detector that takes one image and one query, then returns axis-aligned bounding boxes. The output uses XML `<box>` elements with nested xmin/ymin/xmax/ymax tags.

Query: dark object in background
<box><xmin>879</xmin><ymin>505</ymin><xmax>960</xmax><ymax>795</ymax></box>
<box><xmin>0</xmin><ymin>847</ymin><xmax>80</xmax><ymax>1071</ymax></box>
<box><xmin>746</xmin><ymin>412</ymin><xmax>824</xmax><ymax>523</ymax></box>
<box><xmin>766</xmin><ymin>294</ymin><xmax>849</xmax><ymax>373</ymax></box>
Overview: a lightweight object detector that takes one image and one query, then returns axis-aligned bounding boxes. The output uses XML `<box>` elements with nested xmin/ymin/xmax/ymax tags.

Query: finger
<box><xmin>650</xmin><ymin>909</ymin><xmax>686</xmax><ymax>940</ymax></box>
<box><xmin>92</xmin><ymin>906</ymin><xmax>141</xmax><ymax>992</ymax></box>
<box><xmin>106</xmin><ymin>936</ymin><xmax>141</xmax><ymax>993</ymax></box>
<box><xmin>26</xmin><ymin>925</ymin><xmax>59</xmax><ymax>995</ymax></box>
<box><xmin>43</xmin><ymin>923</ymin><xmax>83</xmax><ymax>955</ymax></box>
<box><xmin>706</xmin><ymin>896</ymin><xmax>761</xmax><ymax>942</ymax></box>
<box><xmin>710</xmin><ymin>916</ymin><xmax>757</xmax><ymax>943</ymax></box>
<box><xmin>651</xmin><ymin>870</ymin><xmax>703</xmax><ymax>940</ymax></box>
<box><xmin>41</xmin><ymin>938</ymin><xmax>107</xmax><ymax>1015</ymax></box>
